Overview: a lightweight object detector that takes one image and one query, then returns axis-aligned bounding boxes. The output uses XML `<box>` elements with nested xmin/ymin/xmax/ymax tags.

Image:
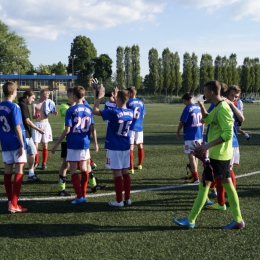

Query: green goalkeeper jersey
<box><xmin>59</xmin><ymin>103</ymin><xmax>70</xmax><ymax>142</ymax></box>
<box><xmin>203</xmin><ymin>101</ymin><xmax>233</xmax><ymax>160</ymax></box>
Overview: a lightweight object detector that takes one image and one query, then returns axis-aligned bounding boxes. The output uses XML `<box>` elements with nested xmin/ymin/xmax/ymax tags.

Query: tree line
<box><xmin>1</xmin><ymin>20</ymin><xmax>259</xmax><ymax>94</ymax></box>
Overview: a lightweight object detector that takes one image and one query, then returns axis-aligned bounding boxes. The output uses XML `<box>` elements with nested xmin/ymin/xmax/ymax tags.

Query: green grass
<box><xmin>0</xmin><ymin>103</ymin><xmax>260</xmax><ymax>260</ymax></box>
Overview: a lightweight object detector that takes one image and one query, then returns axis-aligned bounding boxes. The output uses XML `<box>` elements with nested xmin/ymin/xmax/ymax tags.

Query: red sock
<box><xmin>81</xmin><ymin>171</ymin><xmax>89</xmax><ymax>197</ymax></box>
<box><xmin>4</xmin><ymin>174</ymin><xmax>12</xmax><ymax>201</ymax></box>
<box><xmin>123</xmin><ymin>174</ymin><xmax>131</xmax><ymax>200</ymax></box>
<box><xmin>130</xmin><ymin>150</ymin><xmax>134</xmax><ymax>170</ymax></box>
<box><xmin>35</xmin><ymin>149</ymin><xmax>39</xmax><ymax>163</ymax></box>
<box><xmin>138</xmin><ymin>147</ymin><xmax>144</xmax><ymax>166</ymax></box>
<box><xmin>215</xmin><ymin>178</ymin><xmax>225</xmax><ymax>206</ymax></box>
<box><xmin>230</xmin><ymin>169</ymin><xmax>236</xmax><ymax>189</ymax></box>
<box><xmin>11</xmin><ymin>173</ymin><xmax>23</xmax><ymax>207</ymax></box>
<box><xmin>42</xmin><ymin>148</ymin><xmax>48</xmax><ymax>164</ymax></box>
<box><xmin>210</xmin><ymin>180</ymin><xmax>216</xmax><ymax>189</ymax></box>
<box><xmin>114</xmin><ymin>176</ymin><xmax>123</xmax><ymax>203</ymax></box>
<box><xmin>71</xmin><ymin>173</ymin><xmax>82</xmax><ymax>199</ymax></box>
<box><xmin>90</xmin><ymin>158</ymin><xmax>94</xmax><ymax>166</ymax></box>
<box><xmin>192</xmin><ymin>171</ymin><xmax>199</xmax><ymax>180</ymax></box>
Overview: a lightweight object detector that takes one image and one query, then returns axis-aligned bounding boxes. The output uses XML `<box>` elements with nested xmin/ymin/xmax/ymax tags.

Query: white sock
<box><xmin>28</xmin><ymin>169</ymin><xmax>34</xmax><ymax>177</ymax></box>
<box><xmin>244</xmin><ymin>133</ymin><xmax>249</xmax><ymax>138</ymax></box>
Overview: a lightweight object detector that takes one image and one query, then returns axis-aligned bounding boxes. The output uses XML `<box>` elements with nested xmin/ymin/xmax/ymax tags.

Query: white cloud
<box><xmin>0</xmin><ymin>0</ymin><xmax>165</xmax><ymax>40</ymax></box>
<box><xmin>173</xmin><ymin>0</ymin><xmax>260</xmax><ymax>21</ymax></box>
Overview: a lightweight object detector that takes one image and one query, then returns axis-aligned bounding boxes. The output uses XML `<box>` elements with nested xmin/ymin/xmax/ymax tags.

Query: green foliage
<box><xmin>162</xmin><ymin>48</ymin><xmax>171</xmax><ymax>92</ymax></box>
<box><xmin>182</xmin><ymin>52</ymin><xmax>192</xmax><ymax>92</ymax></box>
<box><xmin>158</xmin><ymin>58</ymin><xmax>164</xmax><ymax>94</ymax></box>
<box><xmin>124</xmin><ymin>46</ymin><xmax>132</xmax><ymax>87</ymax></box>
<box><xmin>51</xmin><ymin>62</ymin><xmax>67</xmax><ymax>75</ymax></box>
<box><xmin>132</xmin><ymin>45</ymin><xmax>141</xmax><ymax>89</ymax></box>
<box><xmin>229</xmin><ymin>53</ymin><xmax>239</xmax><ymax>85</ymax></box>
<box><xmin>0</xmin><ymin>20</ymin><xmax>31</xmax><ymax>74</ymax></box>
<box><xmin>93</xmin><ymin>54</ymin><xmax>113</xmax><ymax>84</ymax></box>
<box><xmin>200</xmin><ymin>54</ymin><xmax>214</xmax><ymax>88</ymax></box>
<box><xmin>69</xmin><ymin>35</ymin><xmax>97</xmax><ymax>88</ymax></box>
<box><xmin>116</xmin><ymin>46</ymin><xmax>125</xmax><ymax>88</ymax></box>
<box><xmin>241</xmin><ymin>57</ymin><xmax>252</xmax><ymax>93</ymax></box>
<box><xmin>191</xmin><ymin>52</ymin><xmax>199</xmax><ymax>93</ymax></box>
<box><xmin>214</xmin><ymin>55</ymin><xmax>222</xmax><ymax>81</ymax></box>
<box><xmin>148</xmin><ymin>48</ymin><xmax>159</xmax><ymax>94</ymax></box>
<box><xmin>221</xmin><ymin>56</ymin><xmax>230</xmax><ymax>85</ymax></box>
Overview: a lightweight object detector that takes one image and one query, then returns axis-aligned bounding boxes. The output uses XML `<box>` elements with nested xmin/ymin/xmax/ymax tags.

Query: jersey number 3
<box><xmin>0</xmin><ymin>115</ymin><xmax>11</xmax><ymax>132</ymax></box>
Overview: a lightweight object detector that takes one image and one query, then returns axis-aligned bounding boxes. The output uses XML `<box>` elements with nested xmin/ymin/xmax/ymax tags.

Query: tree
<box><xmin>200</xmin><ymin>54</ymin><xmax>214</xmax><ymax>88</ymax></box>
<box><xmin>229</xmin><ymin>53</ymin><xmax>239</xmax><ymax>85</ymax></box>
<box><xmin>206</xmin><ymin>54</ymin><xmax>214</xmax><ymax>82</ymax></box>
<box><xmin>116</xmin><ymin>46</ymin><xmax>125</xmax><ymax>88</ymax></box>
<box><xmin>131</xmin><ymin>45</ymin><xmax>141</xmax><ymax>89</ymax></box>
<box><xmin>162</xmin><ymin>48</ymin><xmax>171</xmax><ymax>94</ymax></box>
<box><xmin>68</xmin><ymin>36</ymin><xmax>97</xmax><ymax>87</ymax></box>
<box><xmin>158</xmin><ymin>58</ymin><xmax>164</xmax><ymax>95</ymax></box>
<box><xmin>0</xmin><ymin>20</ymin><xmax>31</xmax><ymax>75</ymax></box>
<box><xmin>221</xmin><ymin>56</ymin><xmax>230</xmax><ymax>85</ymax></box>
<box><xmin>191</xmin><ymin>52</ymin><xmax>199</xmax><ymax>93</ymax></box>
<box><xmin>173</xmin><ymin>52</ymin><xmax>182</xmax><ymax>96</ymax></box>
<box><xmin>93</xmin><ymin>54</ymin><xmax>113</xmax><ymax>85</ymax></box>
<box><xmin>251</xmin><ymin>58</ymin><xmax>260</xmax><ymax>92</ymax></box>
<box><xmin>182</xmin><ymin>52</ymin><xmax>192</xmax><ymax>93</ymax></box>
<box><xmin>241</xmin><ymin>57</ymin><xmax>252</xmax><ymax>93</ymax></box>
<box><xmin>36</xmin><ymin>64</ymin><xmax>51</xmax><ymax>75</ymax></box>
<box><xmin>148</xmin><ymin>48</ymin><xmax>159</xmax><ymax>94</ymax></box>
<box><xmin>124</xmin><ymin>46</ymin><xmax>132</xmax><ymax>87</ymax></box>
<box><xmin>51</xmin><ymin>62</ymin><xmax>67</xmax><ymax>75</ymax></box>
<box><xmin>214</xmin><ymin>55</ymin><xmax>222</xmax><ymax>81</ymax></box>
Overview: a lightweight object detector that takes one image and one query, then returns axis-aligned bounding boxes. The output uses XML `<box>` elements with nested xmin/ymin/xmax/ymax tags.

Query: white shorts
<box><xmin>106</xmin><ymin>150</ymin><xmax>130</xmax><ymax>170</ymax></box>
<box><xmin>230</xmin><ymin>147</ymin><xmax>240</xmax><ymax>166</ymax></box>
<box><xmin>129</xmin><ymin>130</ymin><xmax>143</xmax><ymax>145</ymax></box>
<box><xmin>184</xmin><ymin>139</ymin><xmax>202</xmax><ymax>154</ymax></box>
<box><xmin>66</xmin><ymin>149</ymin><xmax>90</xmax><ymax>162</ymax></box>
<box><xmin>2</xmin><ymin>149</ymin><xmax>27</xmax><ymax>164</ymax></box>
<box><xmin>32</xmin><ymin>122</ymin><xmax>53</xmax><ymax>143</ymax></box>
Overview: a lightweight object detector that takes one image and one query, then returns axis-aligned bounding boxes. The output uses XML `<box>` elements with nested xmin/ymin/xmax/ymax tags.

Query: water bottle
<box><xmin>191</xmin><ymin>95</ymin><xmax>205</xmax><ymax>104</ymax></box>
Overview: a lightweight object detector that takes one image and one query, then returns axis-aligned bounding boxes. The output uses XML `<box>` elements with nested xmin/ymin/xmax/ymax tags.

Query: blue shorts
<box><xmin>26</xmin><ymin>138</ymin><xmax>37</xmax><ymax>156</ymax></box>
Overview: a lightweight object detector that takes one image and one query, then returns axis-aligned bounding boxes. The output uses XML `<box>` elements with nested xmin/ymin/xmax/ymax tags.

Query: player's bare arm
<box><xmin>176</xmin><ymin>121</ymin><xmax>184</xmax><ymax>139</ymax></box>
<box><xmin>25</xmin><ymin>118</ymin><xmax>45</xmax><ymax>134</ymax></box>
<box><xmin>90</xmin><ymin>125</ymin><xmax>99</xmax><ymax>153</ymax></box>
<box><xmin>93</xmin><ymin>85</ymin><xmax>105</xmax><ymax>115</ymax></box>
<box><xmin>51</xmin><ymin>126</ymin><xmax>70</xmax><ymax>154</ymax></box>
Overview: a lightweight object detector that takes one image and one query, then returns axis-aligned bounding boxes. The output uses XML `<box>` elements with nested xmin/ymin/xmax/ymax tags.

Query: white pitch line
<box><xmin>0</xmin><ymin>170</ymin><xmax>259</xmax><ymax>202</ymax></box>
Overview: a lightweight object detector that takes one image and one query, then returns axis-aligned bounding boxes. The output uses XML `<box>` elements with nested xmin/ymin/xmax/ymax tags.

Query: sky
<box><xmin>1</xmin><ymin>0</ymin><xmax>260</xmax><ymax>77</ymax></box>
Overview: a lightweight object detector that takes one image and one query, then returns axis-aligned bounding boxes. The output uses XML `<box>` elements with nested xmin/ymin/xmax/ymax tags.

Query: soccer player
<box><xmin>206</xmin><ymin>85</ymin><xmax>244</xmax><ymax>210</ymax></box>
<box><xmin>104</xmin><ymin>91</ymin><xmax>117</xmax><ymax>110</ymax></box>
<box><xmin>0</xmin><ymin>81</ymin><xmax>27</xmax><ymax>213</ymax></box>
<box><xmin>236</xmin><ymin>97</ymin><xmax>250</xmax><ymax>142</ymax></box>
<box><xmin>31</xmin><ymin>89</ymin><xmax>58</xmax><ymax>170</ymax></box>
<box><xmin>18</xmin><ymin>90</ymin><xmax>45</xmax><ymax>182</ymax></box>
<box><xmin>51</xmin><ymin>86</ymin><xmax>92</xmax><ymax>204</ymax></box>
<box><xmin>126</xmin><ymin>86</ymin><xmax>146</xmax><ymax>174</ymax></box>
<box><xmin>93</xmin><ymin>85</ymin><xmax>133</xmax><ymax>207</ymax></box>
<box><xmin>172</xmin><ymin>80</ymin><xmax>245</xmax><ymax>229</ymax></box>
<box><xmin>176</xmin><ymin>92</ymin><xmax>203</xmax><ymax>184</ymax></box>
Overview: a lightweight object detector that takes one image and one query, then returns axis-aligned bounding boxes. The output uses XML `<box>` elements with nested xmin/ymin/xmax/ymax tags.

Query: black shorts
<box><xmin>237</xmin><ymin>121</ymin><xmax>242</xmax><ymax>127</ymax></box>
<box><xmin>61</xmin><ymin>142</ymin><xmax>67</xmax><ymax>158</ymax></box>
<box><xmin>210</xmin><ymin>158</ymin><xmax>231</xmax><ymax>180</ymax></box>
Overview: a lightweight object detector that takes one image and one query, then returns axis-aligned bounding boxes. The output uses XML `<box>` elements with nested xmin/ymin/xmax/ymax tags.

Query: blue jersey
<box><xmin>84</xmin><ymin>102</ymin><xmax>94</xmax><ymax>139</ymax></box>
<box><xmin>232</xmin><ymin>104</ymin><xmax>239</xmax><ymax>148</ymax></box>
<box><xmin>0</xmin><ymin>101</ymin><xmax>26</xmax><ymax>151</ymax></box>
<box><xmin>126</xmin><ymin>98</ymin><xmax>146</xmax><ymax>131</ymax></box>
<box><xmin>65</xmin><ymin>104</ymin><xmax>93</xmax><ymax>149</ymax></box>
<box><xmin>104</xmin><ymin>100</ymin><xmax>117</xmax><ymax>110</ymax></box>
<box><xmin>180</xmin><ymin>104</ymin><xmax>203</xmax><ymax>141</ymax></box>
<box><xmin>101</xmin><ymin>108</ymin><xmax>133</xmax><ymax>150</ymax></box>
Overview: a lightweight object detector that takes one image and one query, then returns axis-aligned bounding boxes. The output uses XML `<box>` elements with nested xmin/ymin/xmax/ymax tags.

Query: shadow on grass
<box><xmin>0</xmin><ymin>223</ymin><xmax>194</xmax><ymax>238</ymax></box>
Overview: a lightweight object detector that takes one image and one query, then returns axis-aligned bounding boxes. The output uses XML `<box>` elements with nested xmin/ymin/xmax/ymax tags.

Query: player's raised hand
<box><xmin>98</xmin><ymin>85</ymin><xmax>105</xmax><ymax>99</ymax></box>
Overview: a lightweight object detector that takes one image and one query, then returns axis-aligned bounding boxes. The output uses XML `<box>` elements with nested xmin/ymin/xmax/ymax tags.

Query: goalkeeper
<box><xmin>172</xmin><ymin>80</ymin><xmax>245</xmax><ymax>229</ymax></box>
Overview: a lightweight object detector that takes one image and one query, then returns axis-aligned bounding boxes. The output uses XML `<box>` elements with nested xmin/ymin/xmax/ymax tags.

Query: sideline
<box><xmin>0</xmin><ymin>170</ymin><xmax>259</xmax><ymax>202</ymax></box>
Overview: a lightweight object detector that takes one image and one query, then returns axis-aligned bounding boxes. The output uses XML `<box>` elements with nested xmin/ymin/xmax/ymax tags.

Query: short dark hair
<box><xmin>226</xmin><ymin>85</ymin><xmax>241</xmax><ymax>96</ymax></box>
<box><xmin>181</xmin><ymin>92</ymin><xmax>193</xmax><ymax>101</ymax></box>
<box><xmin>117</xmin><ymin>90</ymin><xmax>129</xmax><ymax>104</ymax></box>
<box><xmin>3</xmin><ymin>81</ymin><xmax>17</xmax><ymax>97</ymax></box>
<box><xmin>73</xmin><ymin>86</ymin><xmax>85</xmax><ymax>99</ymax></box>
<box><xmin>18</xmin><ymin>90</ymin><xmax>36</xmax><ymax>102</ymax></box>
<box><xmin>126</xmin><ymin>86</ymin><xmax>137</xmax><ymax>95</ymax></box>
<box><xmin>204</xmin><ymin>80</ymin><xmax>221</xmax><ymax>96</ymax></box>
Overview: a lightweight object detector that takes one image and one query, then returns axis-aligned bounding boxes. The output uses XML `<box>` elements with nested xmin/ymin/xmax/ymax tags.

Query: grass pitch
<box><xmin>0</xmin><ymin>103</ymin><xmax>260</xmax><ymax>260</ymax></box>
